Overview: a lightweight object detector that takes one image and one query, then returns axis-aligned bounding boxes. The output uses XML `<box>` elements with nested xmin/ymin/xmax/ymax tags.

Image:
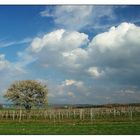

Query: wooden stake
<box><xmin>130</xmin><ymin>110</ymin><xmax>133</xmax><ymax>121</ymax></box>
<box><xmin>73</xmin><ymin>110</ymin><xmax>76</xmax><ymax>119</ymax></box>
<box><xmin>80</xmin><ymin>109</ymin><xmax>83</xmax><ymax>120</ymax></box>
<box><xmin>58</xmin><ymin>111</ymin><xmax>61</xmax><ymax>121</ymax></box>
<box><xmin>13</xmin><ymin>111</ymin><xmax>15</xmax><ymax>120</ymax></box>
<box><xmin>114</xmin><ymin>108</ymin><xmax>116</xmax><ymax>117</ymax></box>
<box><xmin>53</xmin><ymin>111</ymin><xmax>55</xmax><ymax>124</ymax></box>
<box><xmin>19</xmin><ymin>109</ymin><xmax>22</xmax><ymax>122</ymax></box>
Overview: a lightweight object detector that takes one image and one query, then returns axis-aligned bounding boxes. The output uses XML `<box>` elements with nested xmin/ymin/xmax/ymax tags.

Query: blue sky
<box><xmin>0</xmin><ymin>5</ymin><xmax>140</xmax><ymax>104</ymax></box>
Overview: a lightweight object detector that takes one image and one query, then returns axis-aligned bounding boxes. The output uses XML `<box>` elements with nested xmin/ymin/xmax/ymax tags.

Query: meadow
<box><xmin>0</xmin><ymin>105</ymin><xmax>140</xmax><ymax>135</ymax></box>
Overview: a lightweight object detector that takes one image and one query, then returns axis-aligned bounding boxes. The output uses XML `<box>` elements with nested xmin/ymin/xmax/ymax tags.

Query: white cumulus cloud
<box><xmin>28</xmin><ymin>29</ymin><xmax>89</xmax><ymax>70</ymax></box>
<box><xmin>87</xmin><ymin>67</ymin><xmax>104</xmax><ymax>78</ymax></box>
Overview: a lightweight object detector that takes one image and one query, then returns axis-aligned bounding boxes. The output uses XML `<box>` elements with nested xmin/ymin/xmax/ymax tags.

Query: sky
<box><xmin>0</xmin><ymin>5</ymin><xmax>140</xmax><ymax>104</ymax></box>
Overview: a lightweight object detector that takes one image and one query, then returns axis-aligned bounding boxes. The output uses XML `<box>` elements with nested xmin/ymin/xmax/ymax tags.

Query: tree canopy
<box><xmin>4</xmin><ymin>80</ymin><xmax>48</xmax><ymax>110</ymax></box>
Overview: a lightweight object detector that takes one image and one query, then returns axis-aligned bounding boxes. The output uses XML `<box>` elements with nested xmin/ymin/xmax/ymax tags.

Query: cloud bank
<box><xmin>1</xmin><ymin>22</ymin><xmax>140</xmax><ymax>104</ymax></box>
<box><xmin>18</xmin><ymin>22</ymin><xmax>140</xmax><ymax>104</ymax></box>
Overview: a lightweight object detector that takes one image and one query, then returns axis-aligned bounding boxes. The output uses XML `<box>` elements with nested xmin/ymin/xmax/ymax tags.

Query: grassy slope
<box><xmin>0</xmin><ymin>120</ymin><xmax>139</xmax><ymax>135</ymax></box>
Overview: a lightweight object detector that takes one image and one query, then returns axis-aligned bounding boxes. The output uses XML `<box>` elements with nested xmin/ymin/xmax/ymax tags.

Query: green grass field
<box><xmin>0</xmin><ymin>107</ymin><xmax>139</xmax><ymax>135</ymax></box>
<box><xmin>0</xmin><ymin>119</ymin><xmax>139</xmax><ymax>135</ymax></box>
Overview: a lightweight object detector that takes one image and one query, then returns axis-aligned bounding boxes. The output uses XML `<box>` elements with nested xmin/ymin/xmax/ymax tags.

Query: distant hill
<box><xmin>1</xmin><ymin>103</ymin><xmax>140</xmax><ymax>109</ymax></box>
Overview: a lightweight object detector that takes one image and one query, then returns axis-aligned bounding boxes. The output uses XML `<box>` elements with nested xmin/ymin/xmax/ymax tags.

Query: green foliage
<box><xmin>4</xmin><ymin>80</ymin><xmax>48</xmax><ymax>110</ymax></box>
